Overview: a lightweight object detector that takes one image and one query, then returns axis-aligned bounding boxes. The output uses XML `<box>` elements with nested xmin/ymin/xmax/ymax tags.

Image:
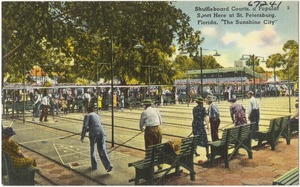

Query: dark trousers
<box><xmin>210</xmin><ymin>118</ymin><xmax>220</xmax><ymax>141</ymax></box>
<box><xmin>250</xmin><ymin>109</ymin><xmax>260</xmax><ymax>139</ymax></box>
<box><xmin>39</xmin><ymin>105</ymin><xmax>48</xmax><ymax>121</ymax></box>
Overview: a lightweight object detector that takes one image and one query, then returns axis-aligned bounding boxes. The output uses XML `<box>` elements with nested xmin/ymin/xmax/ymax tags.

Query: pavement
<box><xmin>3</xmin><ymin>128</ymin><xmax>299</xmax><ymax>185</ymax></box>
<box><xmin>1</xmin><ymin>97</ymin><xmax>299</xmax><ymax>185</ymax></box>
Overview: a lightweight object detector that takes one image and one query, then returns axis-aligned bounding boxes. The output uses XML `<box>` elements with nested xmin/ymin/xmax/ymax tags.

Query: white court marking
<box><xmin>53</xmin><ymin>142</ymin><xmax>134</xmax><ymax>169</ymax></box>
<box><xmin>53</xmin><ymin>143</ymin><xmax>90</xmax><ymax>166</ymax></box>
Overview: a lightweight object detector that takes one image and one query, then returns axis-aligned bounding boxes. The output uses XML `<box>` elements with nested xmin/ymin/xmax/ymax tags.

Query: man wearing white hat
<box><xmin>83</xmin><ymin>89</ymin><xmax>91</xmax><ymax>113</ymax></box>
<box><xmin>247</xmin><ymin>91</ymin><xmax>260</xmax><ymax>139</ymax></box>
<box><xmin>39</xmin><ymin>93</ymin><xmax>50</xmax><ymax>122</ymax></box>
<box><xmin>205</xmin><ymin>95</ymin><xmax>220</xmax><ymax>141</ymax></box>
<box><xmin>139</xmin><ymin>99</ymin><xmax>163</xmax><ymax>149</ymax></box>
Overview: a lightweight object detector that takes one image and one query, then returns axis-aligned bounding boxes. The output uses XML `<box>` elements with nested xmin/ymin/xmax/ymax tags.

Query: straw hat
<box><xmin>247</xmin><ymin>91</ymin><xmax>254</xmax><ymax>96</ymax></box>
<box><xmin>205</xmin><ymin>95</ymin><xmax>214</xmax><ymax>102</ymax></box>
<box><xmin>194</xmin><ymin>97</ymin><xmax>204</xmax><ymax>103</ymax></box>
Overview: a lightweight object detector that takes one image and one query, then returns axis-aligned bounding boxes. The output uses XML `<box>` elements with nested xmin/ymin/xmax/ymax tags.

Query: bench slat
<box><xmin>257</xmin><ymin>116</ymin><xmax>292</xmax><ymax>150</ymax></box>
<box><xmin>128</xmin><ymin>136</ymin><xmax>197</xmax><ymax>184</ymax></box>
<box><xmin>209</xmin><ymin>124</ymin><xmax>253</xmax><ymax>168</ymax></box>
<box><xmin>273</xmin><ymin>167</ymin><xmax>298</xmax><ymax>185</ymax></box>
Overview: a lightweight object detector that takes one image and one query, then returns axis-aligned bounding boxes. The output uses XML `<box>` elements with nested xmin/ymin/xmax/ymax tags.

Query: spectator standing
<box><xmin>228</xmin><ymin>95</ymin><xmax>247</xmax><ymax>126</ymax></box>
<box><xmin>61</xmin><ymin>98</ymin><xmax>67</xmax><ymax>114</ymax></box>
<box><xmin>192</xmin><ymin>97</ymin><xmax>209</xmax><ymax>157</ymax></box>
<box><xmin>2</xmin><ymin>127</ymin><xmax>37</xmax><ymax>169</ymax></box>
<box><xmin>113</xmin><ymin>92</ymin><xmax>117</xmax><ymax>111</ymax></box>
<box><xmin>83</xmin><ymin>90</ymin><xmax>91</xmax><ymax>113</ymax></box>
<box><xmin>98</xmin><ymin>93</ymin><xmax>103</xmax><ymax>110</ymax></box>
<box><xmin>139</xmin><ymin>99</ymin><xmax>162</xmax><ymax>149</ymax></box>
<box><xmin>206</xmin><ymin>95</ymin><xmax>220</xmax><ymax>141</ymax></box>
<box><xmin>120</xmin><ymin>92</ymin><xmax>125</xmax><ymax>112</ymax></box>
<box><xmin>67</xmin><ymin>93</ymin><xmax>74</xmax><ymax>113</ymax></box>
<box><xmin>32</xmin><ymin>91</ymin><xmax>41</xmax><ymax>118</ymax></box>
<box><xmin>224</xmin><ymin>87</ymin><xmax>229</xmax><ymax>100</ymax></box>
<box><xmin>53</xmin><ymin>97</ymin><xmax>60</xmax><ymax>116</ymax></box>
<box><xmin>247</xmin><ymin>91</ymin><xmax>260</xmax><ymax>139</ymax></box>
<box><xmin>80</xmin><ymin>106</ymin><xmax>113</xmax><ymax>172</ymax></box>
<box><xmin>39</xmin><ymin>93</ymin><xmax>50</xmax><ymax>122</ymax></box>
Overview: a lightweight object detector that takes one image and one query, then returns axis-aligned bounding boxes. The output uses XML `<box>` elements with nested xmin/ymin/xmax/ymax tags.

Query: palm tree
<box><xmin>266</xmin><ymin>53</ymin><xmax>283</xmax><ymax>82</ymax></box>
<box><xmin>245</xmin><ymin>55</ymin><xmax>262</xmax><ymax>92</ymax></box>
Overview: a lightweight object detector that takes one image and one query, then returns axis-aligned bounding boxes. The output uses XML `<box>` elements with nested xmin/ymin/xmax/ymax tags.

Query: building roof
<box><xmin>186</xmin><ymin>67</ymin><xmax>267</xmax><ymax>79</ymax></box>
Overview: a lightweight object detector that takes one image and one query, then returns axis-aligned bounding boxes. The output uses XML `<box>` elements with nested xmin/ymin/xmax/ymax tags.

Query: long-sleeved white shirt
<box><xmin>139</xmin><ymin>107</ymin><xmax>162</xmax><ymax>130</ymax></box>
<box><xmin>41</xmin><ymin>96</ymin><xmax>50</xmax><ymax>106</ymax></box>
<box><xmin>248</xmin><ymin>96</ymin><xmax>259</xmax><ymax>117</ymax></box>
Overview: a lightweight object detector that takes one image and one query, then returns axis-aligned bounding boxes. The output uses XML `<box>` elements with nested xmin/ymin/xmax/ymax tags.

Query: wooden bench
<box><xmin>159</xmin><ymin>136</ymin><xmax>197</xmax><ymax>182</ymax></box>
<box><xmin>257</xmin><ymin>116</ymin><xmax>290</xmax><ymax>150</ymax></box>
<box><xmin>284</xmin><ymin>116</ymin><xmax>298</xmax><ymax>143</ymax></box>
<box><xmin>18</xmin><ymin>101</ymin><xmax>34</xmax><ymax>111</ymax></box>
<box><xmin>128</xmin><ymin>136</ymin><xmax>197</xmax><ymax>185</ymax></box>
<box><xmin>208</xmin><ymin>123</ymin><xmax>253</xmax><ymax>168</ymax></box>
<box><xmin>128</xmin><ymin>143</ymin><xmax>167</xmax><ymax>185</ymax></box>
<box><xmin>290</xmin><ymin>121</ymin><xmax>299</xmax><ymax>135</ymax></box>
<box><xmin>128</xmin><ymin>98</ymin><xmax>142</xmax><ymax>109</ymax></box>
<box><xmin>273</xmin><ymin>167</ymin><xmax>299</xmax><ymax>185</ymax></box>
<box><xmin>2</xmin><ymin>153</ymin><xmax>38</xmax><ymax>185</ymax></box>
<box><xmin>280</xmin><ymin>115</ymin><xmax>291</xmax><ymax>144</ymax></box>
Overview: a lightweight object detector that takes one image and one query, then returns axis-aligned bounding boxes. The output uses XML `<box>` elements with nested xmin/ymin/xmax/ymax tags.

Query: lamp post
<box><xmin>134</xmin><ymin>39</ymin><xmax>162</xmax><ymax>100</ymax></box>
<box><xmin>240</xmin><ymin>67</ymin><xmax>243</xmax><ymax>101</ymax></box>
<box><xmin>259</xmin><ymin>73</ymin><xmax>262</xmax><ymax>99</ymax></box>
<box><xmin>217</xmin><ymin>68</ymin><xmax>220</xmax><ymax>103</ymax></box>
<box><xmin>95</xmin><ymin>62</ymin><xmax>111</xmax><ymax>114</ymax></box>
<box><xmin>110</xmin><ymin>37</ymin><xmax>114</xmax><ymax>147</ymax></box>
<box><xmin>22</xmin><ymin>54</ymin><xmax>26</xmax><ymax>123</ymax></box>
<box><xmin>200</xmin><ymin>47</ymin><xmax>220</xmax><ymax>97</ymax></box>
<box><xmin>140</xmin><ymin>65</ymin><xmax>159</xmax><ymax>99</ymax></box>
<box><xmin>287</xmin><ymin>63</ymin><xmax>291</xmax><ymax>113</ymax></box>
<box><xmin>186</xmin><ymin>71</ymin><xmax>190</xmax><ymax>107</ymax></box>
<box><xmin>279</xmin><ymin>60</ymin><xmax>291</xmax><ymax>113</ymax></box>
<box><xmin>89</xmin><ymin>36</ymin><xmax>142</xmax><ymax>147</ymax></box>
<box><xmin>88</xmin><ymin>35</ymin><xmax>115</xmax><ymax>147</ymax></box>
<box><xmin>240</xmin><ymin>54</ymin><xmax>265</xmax><ymax>96</ymax></box>
<box><xmin>133</xmin><ymin>40</ymin><xmax>144</xmax><ymax>49</ymax></box>
<box><xmin>96</xmin><ymin>61</ymin><xmax>99</xmax><ymax>113</ymax></box>
<box><xmin>273</xmin><ymin>64</ymin><xmax>278</xmax><ymax>98</ymax></box>
<box><xmin>35</xmin><ymin>64</ymin><xmax>39</xmax><ymax>85</ymax></box>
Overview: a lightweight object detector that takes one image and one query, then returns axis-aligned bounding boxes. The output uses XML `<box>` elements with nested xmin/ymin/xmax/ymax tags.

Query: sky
<box><xmin>174</xmin><ymin>1</ymin><xmax>299</xmax><ymax>70</ymax></box>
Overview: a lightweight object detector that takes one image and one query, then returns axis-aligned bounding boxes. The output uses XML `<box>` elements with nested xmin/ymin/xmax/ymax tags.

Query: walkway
<box><xmin>5</xmin><ymin>134</ymin><xmax>298</xmax><ymax>185</ymax></box>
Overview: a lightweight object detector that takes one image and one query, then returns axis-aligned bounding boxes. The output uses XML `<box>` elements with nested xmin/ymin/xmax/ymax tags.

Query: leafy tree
<box><xmin>2</xmin><ymin>2</ymin><xmax>77</xmax><ymax>84</ymax></box>
<box><xmin>177</xmin><ymin>30</ymin><xmax>223</xmax><ymax>72</ymax></box>
<box><xmin>2</xmin><ymin>1</ymin><xmax>196</xmax><ymax>86</ymax></box>
<box><xmin>281</xmin><ymin>40</ymin><xmax>299</xmax><ymax>81</ymax></box>
<box><xmin>266</xmin><ymin>40</ymin><xmax>298</xmax><ymax>81</ymax></box>
<box><xmin>196</xmin><ymin>55</ymin><xmax>223</xmax><ymax>69</ymax></box>
<box><xmin>255</xmin><ymin>66</ymin><xmax>265</xmax><ymax>73</ymax></box>
<box><xmin>173</xmin><ymin>55</ymin><xmax>194</xmax><ymax>79</ymax></box>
